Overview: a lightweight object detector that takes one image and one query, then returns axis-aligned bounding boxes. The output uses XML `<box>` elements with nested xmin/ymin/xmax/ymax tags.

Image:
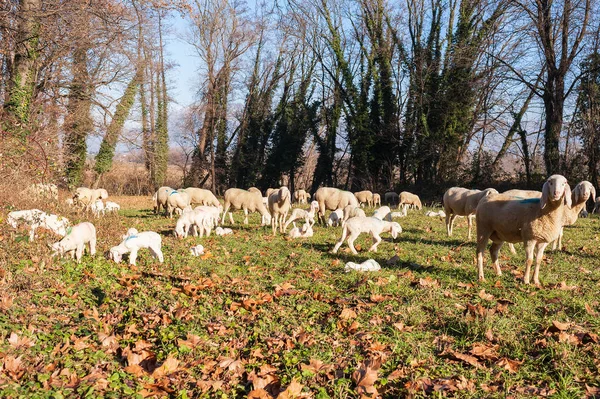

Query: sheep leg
<box><xmin>129</xmin><ymin>249</ymin><xmax>138</xmax><ymax>266</ymax></box>
<box><xmin>476</xmin><ymin>231</ymin><xmax>492</xmax><ymax>281</ymax></box>
<box><xmin>533</xmin><ymin>242</ymin><xmax>548</xmax><ymax>286</ymax></box>
<box><xmin>29</xmin><ymin>226</ymin><xmax>37</xmax><ymax>242</ymax></box>
<box><xmin>467</xmin><ymin>215</ymin><xmax>475</xmax><ymax>240</ymax></box>
<box><xmin>89</xmin><ymin>238</ymin><xmax>97</xmax><ymax>256</ymax></box>
<box><xmin>243</xmin><ymin>208</ymin><xmax>249</xmax><ymax>225</ymax></box>
<box><xmin>76</xmin><ymin>244</ymin><xmax>84</xmax><ymax>263</ymax></box>
<box><xmin>368</xmin><ymin>233</ymin><xmax>382</xmax><ymax>252</ymax></box>
<box><xmin>347</xmin><ymin>231</ymin><xmax>360</xmax><ymax>255</ymax></box>
<box><xmin>489</xmin><ymin>242</ymin><xmax>503</xmax><ymax>276</ymax></box>
<box><xmin>507</xmin><ymin>243</ymin><xmax>517</xmax><ymax>255</ymax></box>
<box><xmin>445</xmin><ymin>214</ymin><xmax>452</xmax><ymax>236</ymax></box>
<box><xmin>552</xmin><ymin>227</ymin><xmax>563</xmax><ymax>251</ymax></box>
<box><xmin>331</xmin><ymin>226</ymin><xmax>349</xmax><ymax>254</ymax></box>
<box><xmin>523</xmin><ymin>240</ymin><xmax>536</xmax><ymax>284</ymax></box>
<box><xmin>150</xmin><ymin>245</ymin><xmax>164</xmax><ymax>263</ymax></box>
<box><xmin>271</xmin><ymin>214</ymin><xmax>277</xmax><ymax>236</ymax></box>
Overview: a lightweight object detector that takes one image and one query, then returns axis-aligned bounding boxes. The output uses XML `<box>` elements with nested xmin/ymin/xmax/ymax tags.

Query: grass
<box><xmin>1</xmin><ymin>196</ymin><xmax>599</xmax><ymax>398</ymax></box>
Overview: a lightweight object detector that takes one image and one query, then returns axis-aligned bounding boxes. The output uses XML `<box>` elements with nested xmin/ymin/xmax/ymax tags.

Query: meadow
<box><xmin>1</xmin><ymin>196</ymin><xmax>599</xmax><ymax>398</ymax></box>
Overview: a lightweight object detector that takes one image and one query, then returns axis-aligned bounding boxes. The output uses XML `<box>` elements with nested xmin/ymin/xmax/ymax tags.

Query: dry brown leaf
<box><xmin>370</xmin><ymin>294</ymin><xmax>387</xmax><ymax>303</ymax></box>
<box><xmin>558</xmin><ymin>332</ymin><xmax>580</xmax><ymax>345</ymax></box>
<box><xmin>278</xmin><ymin>379</ymin><xmax>306</xmax><ymax>398</ymax></box>
<box><xmin>585</xmin><ymin>303</ymin><xmax>597</xmax><ymax>316</ymax></box>
<box><xmin>152</xmin><ymin>355</ymin><xmax>179</xmax><ymax>378</ymax></box>
<box><xmin>551</xmin><ymin>320</ymin><xmax>571</xmax><ymax>331</ymax></box>
<box><xmin>478</xmin><ymin>289</ymin><xmax>494</xmax><ymax>301</ymax></box>
<box><xmin>7</xmin><ymin>332</ymin><xmax>35</xmax><ymax>348</ymax></box>
<box><xmin>352</xmin><ymin>360</ymin><xmax>380</xmax><ymax>398</ymax></box>
<box><xmin>470</xmin><ymin>343</ymin><xmax>499</xmax><ymax>361</ymax></box>
<box><xmin>247</xmin><ymin>389</ymin><xmax>273</xmax><ymax>399</ymax></box>
<box><xmin>340</xmin><ymin>308</ymin><xmax>357</xmax><ymax>320</ymax></box>
<box><xmin>124</xmin><ymin>364</ymin><xmax>146</xmax><ymax>377</ymax></box>
<box><xmin>441</xmin><ymin>350</ymin><xmax>484</xmax><ymax>369</ymax></box>
<box><xmin>496</xmin><ymin>357</ymin><xmax>522</xmax><ymax>373</ymax></box>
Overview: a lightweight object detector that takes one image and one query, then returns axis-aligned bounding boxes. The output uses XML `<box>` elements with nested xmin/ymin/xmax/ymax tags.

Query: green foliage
<box><xmin>152</xmin><ymin>75</ymin><xmax>169</xmax><ymax>189</ymax></box>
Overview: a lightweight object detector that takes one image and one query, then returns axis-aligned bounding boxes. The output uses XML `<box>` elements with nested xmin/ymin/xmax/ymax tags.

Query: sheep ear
<box><xmin>590</xmin><ymin>185</ymin><xmax>596</xmax><ymax>204</ymax></box>
<box><xmin>541</xmin><ymin>181</ymin><xmax>550</xmax><ymax>209</ymax></box>
<box><xmin>572</xmin><ymin>185</ymin><xmax>582</xmax><ymax>205</ymax></box>
<box><xmin>563</xmin><ymin>183</ymin><xmax>572</xmax><ymax>208</ymax></box>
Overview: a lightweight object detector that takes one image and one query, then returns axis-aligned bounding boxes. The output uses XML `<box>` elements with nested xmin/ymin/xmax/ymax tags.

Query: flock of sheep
<box><xmin>6</xmin><ymin>174</ymin><xmax>598</xmax><ymax>285</ymax></box>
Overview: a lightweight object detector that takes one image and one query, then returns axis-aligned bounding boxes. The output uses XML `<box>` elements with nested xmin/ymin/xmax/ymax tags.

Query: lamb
<box><xmin>443</xmin><ymin>187</ymin><xmax>498</xmax><ymax>239</ymax></box>
<box><xmin>190</xmin><ymin>245</ymin><xmax>205</xmax><ymax>256</ymax></box>
<box><xmin>268</xmin><ymin>187</ymin><xmax>292</xmax><ymax>235</ymax></box>
<box><xmin>288</xmin><ymin>222</ymin><xmax>314</xmax><ymax>239</ymax></box>
<box><xmin>215</xmin><ymin>227</ymin><xmax>233</xmax><ymax>236</ymax></box>
<box><xmin>90</xmin><ymin>199</ymin><xmax>105</xmax><ymax>217</ymax></box>
<box><xmin>180</xmin><ymin>187</ymin><xmax>220</xmax><ymax>207</ymax></box>
<box><xmin>50</xmin><ymin>222</ymin><xmax>96</xmax><ymax>263</ymax></box>
<box><xmin>475</xmin><ymin>174</ymin><xmax>571</xmax><ymax>285</ymax></box>
<box><xmin>165</xmin><ymin>189</ymin><xmax>191</xmax><ymax>219</ymax></box>
<box><xmin>222</xmin><ymin>188</ymin><xmax>272</xmax><ymax>225</ymax></box>
<box><xmin>384</xmin><ymin>192</ymin><xmax>399</xmax><ymax>206</ymax></box>
<box><xmin>314</xmin><ymin>187</ymin><xmax>359</xmax><ymax>225</ymax></box>
<box><xmin>354</xmin><ymin>190</ymin><xmax>374</xmax><ymax>207</ymax></box>
<box><xmin>105</xmin><ymin>201</ymin><xmax>120</xmax><ymax>214</ymax></box>
<box><xmin>283</xmin><ymin>200</ymin><xmax>319</xmax><ymax>231</ymax></box>
<box><xmin>341</xmin><ymin>205</ymin><xmax>367</xmax><ymax>227</ymax></box>
<box><xmin>7</xmin><ymin>209</ymin><xmax>70</xmax><ymax>241</ymax></box>
<box><xmin>552</xmin><ymin>180</ymin><xmax>595</xmax><ymax>250</ymax></box>
<box><xmin>175</xmin><ymin>209</ymin><xmax>214</xmax><ymax>238</ymax></box>
<box><xmin>154</xmin><ymin>186</ymin><xmax>173</xmax><ymax>215</ymax></box>
<box><xmin>327</xmin><ymin>209</ymin><xmax>344</xmax><ymax>227</ymax></box>
<box><xmin>399</xmin><ymin>192</ymin><xmax>422</xmax><ymax>215</ymax></box>
<box><xmin>73</xmin><ymin>187</ymin><xmax>108</xmax><ymax>211</ymax></box>
<box><xmin>293</xmin><ymin>189</ymin><xmax>310</xmax><ymax>204</ymax></box>
<box><xmin>372</xmin><ymin>206</ymin><xmax>393</xmax><ymax>222</ymax></box>
<box><xmin>109</xmin><ymin>231</ymin><xmax>164</xmax><ymax>266</ymax></box>
<box><xmin>373</xmin><ymin>193</ymin><xmax>381</xmax><ymax>207</ymax></box>
<box><xmin>194</xmin><ymin>205</ymin><xmax>222</xmax><ymax>227</ymax></box>
<box><xmin>425</xmin><ymin>210</ymin><xmax>446</xmax><ymax>217</ymax></box>
<box><xmin>331</xmin><ymin>216</ymin><xmax>402</xmax><ymax>254</ymax></box>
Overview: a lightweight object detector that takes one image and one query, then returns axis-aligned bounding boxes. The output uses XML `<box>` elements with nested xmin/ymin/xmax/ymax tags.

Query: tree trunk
<box><xmin>543</xmin><ymin>74</ymin><xmax>565</xmax><ymax>175</ymax></box>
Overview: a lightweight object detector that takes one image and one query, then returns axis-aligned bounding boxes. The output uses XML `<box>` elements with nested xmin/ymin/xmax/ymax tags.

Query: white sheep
<box><xmin>283</xmin><ymin>200</ymin><xmax>319</xmax><ymax>231</ymax></box>
<box><xmin>552</xmin><ymin>180</ymin><xmax>595</xmax><ymax>250</ymax></box>
<box><xmin>373</xmin><ymin>193</ymin><xmax>381</xmax><ymax>207</ymax></box>
<box><xmin>443</xmin><ymin>187</ymin><xmax>498</xmax><ymax>239</ymax></box>
<box><xmin>27</xmin><ymin>183</ymin><xmax>58</xmax><ymax>201</ymax></box>
<box><xmin>180</xmin><ymin>187</ymin><xmax>220</xmax><ymax>207</ymax></box>
<box><xmin>165</xmin><ymin>189</ymin><xmax>191</xmax><ymax>219</ymax></box>
<box><xmin>7</xmin><ymin>209</ymin><xmax>70</xmax><ymax>241</ymax></box>
<box><xmin>109</xmin><ymin>231</ymin><xmax>164</xmax><ymax>266</ymax></box>
<box><xmin>293</xmin><ymin>189</ymin><xmax>310</xmax><ymax>204</ymax></box>
<box><xmin>372</xmin><ymin>206</ymin><xmax>393</xmax><ymax>222</ymax></box>
<box><xmin>190</xmin><ymin>245</ymin><xmax>205</xmax><ymax>256</ymax></box>
<box><xmin>194</xmin><ymin>205</ymin><xmax>222</xmax><ymax>227</ymax></box>
<box><xmin>73</xmin><ymin>187</ymin><xmax>108</xmax><ymax>211</ymax></box>
<box><xmin>331</xmin><ymin>216</ymin><xmax>402</xmax><ymax>254</ymax></box>
<box><xmin>314</xmin><ymin>187</ymin><xmax>359</xmax><ymax>225</ymax></box>
<box><xmin>222</xmin><ymin>188</ymin><xmax>271</xmax><ymax>225</ymax></box>
<box><xmin>475</xmin><ymin>174</ymin><xmax>571</xmax><ymax>285</ymax></box>
<box><xmin>425</xmin><ymin>210</ymin><xmax>446</xmax><ymax>217</ymax></box>
<box><xmin>153</xmin><ymin>186</ymin><xmax>173</xmax><ymax>215</ymax></box>
<box><xmin>268</xmin><ymin>187</ymin><xmax>291</xmax><ymax>235</ymax></box>
<box><xmin>399</xmin><ymin>192</ymin><xmax>422</xmax><ymax>215</ymax></box>
<box><xmin>384</xmin><ymin>192</ymin><xmax>399</xmax><ymax>206</ymax></box>
<box><xmin>288</xmin><ymin>222</ymin><xmax>314</xmax><ymax>238</ymax></box>
<box><xmin>175</xmin><ymin>209</ymin><xmax>214</xmax><ymax>238</ymax></box>
<box><xmin>50</xmin><ymin>222</ymin><xmax>96</xmax><ymax>263</ymax></box>
<box><xmin>90</xmin><ymin>199</ymin><xmax>105</xmax><ymax>217</ymax></box>
<box><xmin>354</xmin><ymin>190</ymin><xmax>374</xmax><ymax>207</ymax></box>
<box><xmin>105</xmin><ymin>201</ymin><xmax>120</xmax><ymax>214</ymax></box>
<box><xmin>341</xmin><ymin>205</ymin><xmax>367</xmax><ymax>227</ymax></box>
<box><xmin>327</xmin><ymin>209</ymin><xmax>344</xmax><ymax>227</ymax></box>
<box><xmin>215</xmin><ymin>227</ymin><xmax>233</xmax><ymax>236</ymax></box>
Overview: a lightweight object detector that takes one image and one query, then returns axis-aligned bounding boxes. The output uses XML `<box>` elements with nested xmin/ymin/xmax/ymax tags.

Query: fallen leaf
<box><xmin>152</xmin><ymin>355</ymin><xmax>179</xmax><ymax>378</ymax></box>
<box><xmin>441</xmin><ymin>350</ymin><xmax>484</xmax><ymax>369</ymax></box>
<box><xmin>550</xmin><ymin>320</ymin><xmax>571</xmax><ymax>332</ymax></box>
<box><xmin>340</xmin><ymin>308</ymin><xmax>357</xmax><ymax>320</ymax></box>
<box><xmin>352</xmin><ymin>359</ymin><xmax>381</xmax><ymax>398</ymax></box>
<box><xmin>496</xmin><ymin>357</ymin><xmax>522</xmax><ymax>373</ymax></box>
<box><xmin>478</xmin><ymin>289</ymin><xmax>494</xmax><ymax>301</ymax></box>
<box><xmin>585</xmin><ymin>303</ymin><xmax>597</xmax><ymax>316</ymax></box>
<box><xmin>278</xmin><ymin>379</ymin><xmax>306</xmax><ymax>398</ymax></box>
<box><xmin>470</xmin><ymin>343</ymin><xmax>499</xmax><ymax>361</ymax></box>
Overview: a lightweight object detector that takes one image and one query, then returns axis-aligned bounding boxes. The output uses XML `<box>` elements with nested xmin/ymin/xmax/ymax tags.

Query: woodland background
<box><xmin>1</xmin><ymin>0</ymin><xmax>599</xmax><ymax>198</ymax></box>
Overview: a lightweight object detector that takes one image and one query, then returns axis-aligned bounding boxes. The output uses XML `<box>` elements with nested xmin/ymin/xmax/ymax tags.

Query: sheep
<box><xmin>314</xmin><ymin>187</ymin><xmax>359</xmax><ymax>225</ymax></box>
<box><xmin>180</xmin><ymin>187</ymin><xmax>220</xmax><ymax>207</ymax></box>
<box><xmin>475</xmin><ymin>174</ymin><xmax>571</xmax><ymax>285</ymax></box>
<box><xmin>105</xmin><ymin>201</ymin><xmax>120</xmax><ymax>214</ymax></box>
<box><xmin>552</xmin><ymin>180</ymin><xmax>595</xmax><ymax>250</ymax></box>
<box><xmin>580</xmin><ymin>209</ymin><xmax>589</xmax><ymax>218</ymax></box>
<box><xmin>331</xmin><ymin>217</ymin><xmax>402</xmax><ymax>254</ymax></box>
<box><xmin>288</xmin><ymin>222</ymin><xmax>314</xmax><ymax>239</ymax></box>
<box><xmin>399</xmin><ymin>192</ymin><xmax>422</xmax><ymax>215</ymax></box>
<box><xmin>327</xmin><ymin>209</ymin><xmax>344</xmax><ymax>227</ymax></box>
<box><xmin>283</xmin><ymin>200</ymin><xmax>319</xmax><ymax>231</ymax></box>
<box><xmin>593</xmin><ymin>197</ymin><xmax>600</xmax><ymax>214</ymax></box>
<box><xmin>165</xmin><ymin>189</ymin><xmax>191</xmax><ymax>219</ymax></box>
<box><xmin>27</xmin><ymin>183</ymin><xmax>58</xmax><ymax>201</ymax></box>
<box><xmin>154</xmin><ymin>186</ymin><xmax>173</xmax><ymax>215</ymax></box>
<box><xmin>443</xmin><ymin>187</ymin><xmax>498</xmax><ymax>239</ymax></box>
<box><xmin>265</xmin><ymin>188</ymin><xmax>277</xmax><ymax>198</ymax></box>
<box><xmin>267</xmin><ymin>187</ymin><xmax>291</xmax><ymax>235</ymax></box>
<box><xmin>248</xmin><ymin>187</ymin><xmax>261</xmax><ymax>195</ymax></box>
<box><xmin>90</xmin><ymin>200</ymin><xmax>105</xmax><ymax>217</ymax></box>
<box><xmin>194</xmin><ymin>205</ymin><xmax>222</xmax><ymax>227</ymax></box>
<box><xmin>384</xmin><ymin>192</ymin><xmax>399</xmax><ymax>206</ymax></box>
<box><xmin>190</xmin><ymin>245</ymin><xmax>205</xmax><ymax>256</ymax></box>
<box><xmin>50</xmin><ymin>222</ymin><xmax>96</xmax><ymax>263</ymax></box>
<box><xmin>372</xmin><ymin>206</ymin><xmax>393</xmax><ymax>222</ymax></box>
<box><xmin>293</xmin><ymin>189</ymin><xmax>310</xmax><ymax>204</ymax></box>
<box><xmin>215</xmin><ymin>227</ymin><xmax>233</xmax><ymax>236</ymax></box>
<box><xmin>73</xmin><ymin>187</ymin><xmax>108</xmax><ymax>211</ymax></box>
<box><xmin>7</xmin><ymin>209</ymin><xmax>70</xmax><ymax>241</ymax></box>
<box><xmin>425</xmin><ymin>210</ymin><xmax>446</xmax><ymax>217</ymax></box>
<box><xmin>373</xmin><ymin>193</ymin><xmax>381</xmax><ymax>207</ymax></box>
<box><xmin>175</xmin><ymin>209</ymin><xmax>215</xmax><ymax>238</ymax></box>
<box><xmin>222</xmin><ymin>188</ymin><xmax>271</xmax><ymax>225</ymax></box>
<box><xmin>341</xmin><ymin>205</ymin><xmax>367</xmax><ymax>227</ymax></box>
<box><xmin>109</xmin><ymin>231</ymin><xmax>164</xmax><ymax>266</ymax></box>
<box><xmin>354</xmin><ymin>190</ymin><xmax>374</xmax><ymax>207</ymax></box>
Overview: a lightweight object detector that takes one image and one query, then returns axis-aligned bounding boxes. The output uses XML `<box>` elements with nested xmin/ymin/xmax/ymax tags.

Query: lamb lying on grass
<box><xmin>288</xmin><ymin>223</ymin><xmax>314</xmax><ymax>238</ymax></box>
<box><xmin>425</xmin><ymin>210</ymin><xmax>446</xmax><ymax>217</ymax></box>
<box><xmin>104</xmin><ymin>201</ymin><xmax>120</xmax><ymax>214</ymax></box>
<box><xmin>51</xmin><ymin>222</ymin><xmax>96</xmax><ymax>263</ymax></box>
<box><xmin>331</xmin><ymin>216</ymin><xmax>402</xmax><ymax>254</ymax></box>
<box><xmin>91</xmin><ymin>200</ymin><xmax>105</xmax><ymax>217</ymax></box>
<box><xmin>327</xmin><ymin>209</ymin><xmax>343</xmax><ymax>227</ymax></box>
<box><xmin>7</xmin><ymin>209</ymin><xmax>70</xmax><ymax>241</ymax></box>
<box><xmin>215</xmin><ymin>227</ymin><xmax>233</xmax><ymax>236</ymax></box>
<box><xmin>109</xmin><ymin>230</ymin><xmax>164</xmax><ymax>266</ymax></box>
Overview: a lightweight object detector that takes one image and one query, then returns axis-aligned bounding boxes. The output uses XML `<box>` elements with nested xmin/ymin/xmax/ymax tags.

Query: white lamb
<box><xmin>215</xmin><ymin>227</ymin><xmax>233</xmax><ymax>236</ymax></box>
<box><xmin>341</xmin><ymin>205</ymin><xmax>367</xmax><ymax>227</ymax></box>
<box><xmin>190</xmin><ymin>245</ymin><xmax>205</xmax><ymax>256</ymax></box>
<box><xmin>105</xmin><ymin>201</ymin><xmax>120</xmax><ymax>214</ymax></box>
<box><xmin>90</xmin><ymin>200</ymin><xmax>105</xmax><ymax>217</ymax></box>
<box><xmin>50</xmin><ymin>222</ymin><xmax>96</xmax><ymax>263</ymax></box>
<box><xmin>194</xmin><ymin>205</ymin><xmax>222</xmax><ymax>227</ymax></box>
<box><xmin>288</xmin><ymin>223</ymin><xmax>314</xmax><ymax>239</ymax></box>
<box><xmin>109</xmin><ymin>231</ymin><xmax>164</xmax><ymax>266</ymax></box>
<box><xmin>327</xmin><ymin>209</ymin><xmax>344</xmax><ymax>227</ymax></box>
<box><xmin>372</xmin><ymin>206</ymin><xmax>393</xmax><ymax>222</ymax></box>
<box><xmin>390</xmin><ymin>212</ymin><xmax>405</xmax><ymax>218</ymax></box>
<box><xmin>283</xmin><ymin>200</ymin><xmax>319</xmax><ymax>231</ymax></box>
<box><xmin>174</xmin><ymin>209</ymin><xmax>214</xmax><ymax>238</ymax></box>
<box><xmin>332</xmin><ymin>216</ymin><xmax>402</xmax><ymax>254</ymax></box>
<box><xmin>425</xmin><ymin>210</ymin><xmax>446</xmax><ymax>217</ymax></box>
<box><xmin>7</xmin><ymin>209</ymin><xmax>70</xmax><ymax>241</ymax></box>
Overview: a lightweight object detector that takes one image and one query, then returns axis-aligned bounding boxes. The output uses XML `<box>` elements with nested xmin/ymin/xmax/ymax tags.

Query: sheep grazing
<box><xmin>314</xmin><ymin>187</ymin><xmax>359</xmax><ymax>225</ymax></box>
<box><xmin>90</xmin><ymin>200</ymin><xmax>105</xmax><ymax>217</ymax></box>
<box><xmin>372</xmin><ymin>206</ymin><xmax>393</xmax><ymax>222</ymax></box>
<box><xmin>354</xmin><ymin>190</ymin><xmax>374</xmax><ymax>207</ymax></box>
<box><xmin>283</xmin><ymin>200</ymin><xmax>319</xmax><ymax>231</ymax></box>
<box><xmin>109</xmin><ymin>231</ymin><xmax>164</xmax><ymax>266</ymax></box>
<box><xmin>7</xmin><ymin>209</ymin><xmax>70</xmax><ymax>241</ymax></box>
<box><xmin>341</xmin><ymin>205</ymin><xmax>367</xmax><ymax>227</ymax></box>
<box><xmin>268</xmin><ymin>187</ymin><xmax>291</xmax><ymax>235</ymax></box>
<box><xmin>180</xmin><ymin>187</ymin><xmax>220</xmax><ymax>207</ymax></box>
<box><xmin>194</xmin><ymin>205</ymin><xmax>222</xmax><ymax>227</ymax></box>
<box><xmin>293</xmin><ymin>189</ymin><xmax>310</xmax><ymax>204</ymax></box>
<box><xmin>327</xmin><ymin>209</ymin><xmax>344</xmax><ymax>227</ymax></box>
<box><xmin>175</xmin><ymin>209</ymin><xmax>215</xmax><ymax>238</ymax></box>
<box><xmin>443</xmin><ymin>187</ymin><xmax>498</xmax><ymax>239</ymax></box>
<box><xmin>399</xmin><ymin>192</ymin><xmax>422</xmax><ymax>215</ymax></box>
<box><xmin>475</xmin><ymin>174</ymin><xmax>571</xmax><ymax>285</ymax></box>
<box><xmin>51</xmin><ymin>222</ymin><xmax>96</xmax><ymax>263</ymax></box>
<box><xmin>373</xmin><ymin>193</ymin><xmax>382</xmax><ymax>207</ymax></box>
<box><xmin>384</xmin><ymin>192</ymin><xmax>399</xmax><ymax>206</ymax></box>
<box><xmin>288</xmin><ymin>222</ymin><xmax>314</xmax><ymax>239</ymax></box>
<box><xmin>73</xmin><ymin>187</ymin><xmax>108</xmax><ymax>211</ymax></box>
<box><xmin>215</xmin><ymin>227</ymin><xmax>233</xmax><ymax>236</ymax></box>
<box><xmin>331</xmin><ymin>216</ymin><xmax>402</xmax><ymax>254</ymax></box>
<box><xmin>248</xmin><ymin>187</ymin><xmax>261</xmax><ymax>195</ymax></box>
<box><xmin>165</xmin><ymin>189</ymin><xmax>191</xmax><ymax>219</ymax></box>
<box><xmin>105</xmin><ymin>201</ymin><xmax>120</xmax><ymax>214</ymax></box>
<box><xmin>222</xmin><ymin>188</ymin><xmax>271</xmax><ymax>225</ymax></box>
<box><xmin>153</xmin><ymin>186</ymin><xmax>173</xmax><ymax>215</ymax></box>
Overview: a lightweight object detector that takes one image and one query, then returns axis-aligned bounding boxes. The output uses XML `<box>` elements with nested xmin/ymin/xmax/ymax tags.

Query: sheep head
<box><xmin>572</xmin><ymin>181</ymin><xmax>596</xmax><ymax>206</ymax></box>
<box><xmin>541</xmin><ymin>175</ymin><xmax>571</xmax><ymax>209</ymax></box>
<box><xmin>390</xmin><ymin>222</ymin><xmax>402</xmax><ymax>239</ymax></box>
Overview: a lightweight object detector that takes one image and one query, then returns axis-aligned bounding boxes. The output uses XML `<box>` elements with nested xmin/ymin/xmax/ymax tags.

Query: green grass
<box><xmin>1</xmin><ymin>200</ymin><xmax>599</xmax><ymax>398</ymax></box>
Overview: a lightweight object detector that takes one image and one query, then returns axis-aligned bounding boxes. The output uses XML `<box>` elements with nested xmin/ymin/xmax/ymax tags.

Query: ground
<box><xmin>0</xmin><ymin>196</ymin><xmax>599</xmax><ymax>398</ymax></box>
